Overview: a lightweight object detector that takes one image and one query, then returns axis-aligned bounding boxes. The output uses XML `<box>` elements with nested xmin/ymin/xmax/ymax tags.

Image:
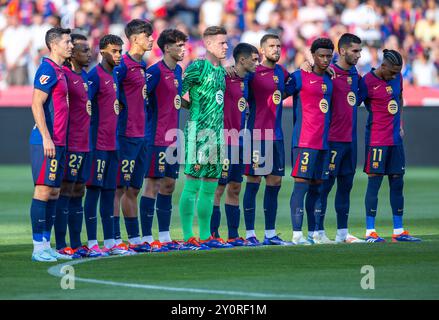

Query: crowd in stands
<box><xmin>0</xmin><ymin>0</ymin><xmax>438</xmax><ymax>89</ymax></box>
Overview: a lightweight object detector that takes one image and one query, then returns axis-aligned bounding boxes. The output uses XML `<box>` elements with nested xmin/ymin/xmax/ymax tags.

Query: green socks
<box><xmin>179</xmin><ymin>178</ymin><xmax>201</xmax><ymax>241</ymax></box>
<box><xmin>197</xmin><ymin>180</ymin><xmax>217</xmax><ymax>241</ymax></box>
<box><xmin>179</xmin><ymin>178</ymin><xmax>217</xmax><ymax>241</ymax></box>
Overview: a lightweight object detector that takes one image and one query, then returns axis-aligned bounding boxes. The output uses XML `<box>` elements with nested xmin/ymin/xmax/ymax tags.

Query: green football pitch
<box><xmin>1</xmin><ymin>165</ymin><xmax>438</xmax><ymax>300</ymax></box>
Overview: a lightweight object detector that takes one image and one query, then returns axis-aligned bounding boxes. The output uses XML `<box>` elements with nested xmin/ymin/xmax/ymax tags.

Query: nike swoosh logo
<box><xmin>261</xmin><ymin>72</ymin><xmax>269</xmax><ymax>76</ymax></box>
<box><xmin>131</xmin><ymin>68</ymin><xmax>135</xmax><ymax>71</ymax></box>
<box><xmin>310</xmin><ymin>80</ymin><xmax>317</xmax><ymax>84</ymax></box>
<box><xmin>165</xmin><ymin>76</ymin><xmax>171</xmax><ymax>80</ymax></box>
<box><xmin>73</xmin><ymin>80</ymin><xmax>79</xmax><ymax>84</ymax></box>
<box><xmin>374</xmin><ymin>85</ymin><xmax>381</xmax><ymax>90</ymax></box>
<box><xmin>38</xmin><ymin>219</ymin><xmax>45</xmax><ymax>222</ymax></box>
<box><xmin>105</xmin><ymin>80</ymin><xmax>111</xmax><ymax>85</ymax></box>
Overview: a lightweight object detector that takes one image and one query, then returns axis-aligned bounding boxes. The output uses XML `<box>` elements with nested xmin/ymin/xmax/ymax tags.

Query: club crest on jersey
<box><xmin>71</xmin><ymin>168</ymin><xmax>78</xmax><ymax>177</ymax></box>
<box><xmin>301</xmin><ymin>165</ymin><xmax>307</xmax><ymax>173</ymax></box>
<box><xmin>159</xmin><ymin>165</ymin><xmax>165</xmax><ymax>173</ymax></box>
<box><xmin>319</xmin><ymin>98</ymin><xmax>329</xmax><ymax>113</ymax></box>
<box><xmin>140</xmin><ymin>69</ymin><xmax>145</xmax><ymax>77</ymax></box>
<box><xmin>372</xmin><ymin>162</ymin><xmax>379</xmax><ymax>169</ymax></box>
<box><xmin>386</xmin><ymin>86</ymin><xmax>393</xmax><ymax>95</ymax></box>
<box><xmin>321</xmin><ymin>84</ymin><xmax>327</xmax><ymax>93</ymax></box>
<box><xmin>48</xmin><ymin>173</ymin><xmax>56</xmax><ymax>181</ymax></box>
<box><xmin>238</xmin><ymin>97</ymin><xmax>247</xmax><ymax>112</ymax></box>
<box><xmin>272</xmin><ymin>90</ymin><xmax>282</xmax><ymax>105</ymax></box>
<box><xmin>216</xmin><ymin>90</ymin><xmax>224</xmax><ymax>105</ymax></box>
<box><xmin>194</xmin><ymin>164</ymin><xmax>201</xmax><ymax>172</ymax></box>
<box><xmin>273</xmin><ymin>75</ymin><xmax>279</xmax><ymax>83</ymax></box>
<box><xmin>113</xmin><ymin>83</ymin><xmax>117</xmax><ymax>92</ymax></box>
<box><xmin>83</xmin><ymin>82</ymin><xmax>88</xmax><ymax>92</ymax></box>
<box><xmin>124</xmin><ymin>173</ymin><xmax>131</xmax><ymax>181</ymax></box>
<box><xmin>97</xmin><ymin>174</ymin><xmax>103</xmax><ymax>181</ymax></box>
<box><xmin>39</xmin><ymin>75</ymin><xmax>50</xmax><ymax>85</ymax></box>
<box><xmin>240</xmin><ymin>81</ymin><xmax>245</xmax><ymax>92</ymax></box>
<box><xmin>329</xmin><ymin>163</ymin><xmax>336</xmax><ymax>171</ymax></box>
<box><xmin>174</xmin><ymin>79</ymin><xmax>179</xmax><ymax>88</ymax></box>
<box><xmin>114</xmin><ymin>100</ymin><xmax>120</xmax><ymax>115</ymax></box>
<box><xmin>86</xmin><ymin>100</ymin><xmax>92</xmax><ymax>116</ymax></box>
<box><xmin>347</xmin><ymin>91</ymin><xmax>356</xmax><ymax>107</ymax></box>
<box><xmin>388</xmin><ymin>99</ymin><xmax>398</xmax><ymax>115</ymax></box>
<box><xmin>174</xmin><ymin>95</ymin><xmax>181</xmax><ymax>110</ymax></box>
<box><xmin>347</xmin><ymin>77</ymin><xmax>352</xmax><ymax>85</ymax></box>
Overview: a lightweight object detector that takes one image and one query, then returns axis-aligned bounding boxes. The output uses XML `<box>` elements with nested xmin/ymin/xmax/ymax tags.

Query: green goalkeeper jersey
<box><xmin>182</xmin><ymin>59</ymin><xmax>226</xmax><ymax>178</ymax></box>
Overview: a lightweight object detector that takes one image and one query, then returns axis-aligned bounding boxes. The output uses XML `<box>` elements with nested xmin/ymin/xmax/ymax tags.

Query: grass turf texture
<box><xmin>0</xmin><ymin>165</ymin><xmax>438</xmax><ymax>300</ymax></box>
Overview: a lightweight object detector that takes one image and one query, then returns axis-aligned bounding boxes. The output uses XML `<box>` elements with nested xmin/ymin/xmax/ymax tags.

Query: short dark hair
<box><xmin>233</xmin><ymin>43</ymin><xmax>258</xmax><ymax>62</ymax></box>
<box><xmin>311</xmin><ymin>38</ymin><xmax>334</xmax><ymax>54</ymax></box>
<box><xmin>203</xmin><ymin>26</ymin><xmax>227</xmax><ymax>38</ymax></box>
<box><xmin>383</xmin><ymin>49</ymin><xmax>403</xmax><ymax>66</ymax></box>
<box><xmin>157</xmin><ymin>29</ymin><xmax>188</xmax><ymax>53</ymax></box>
<box><xmin>71</xmin><ymin>33</ymin><xmax>87</xmax><ymax>44</ymax></box>
<box><xmin>338</xmin><ymin>33</ymin><xmax>361</xmax><ymax>52</ymax></box>
<box><xmin>125</xmin><ymin>19</ymin><xmax>153</xmax><ymax>38</ymax></box>
<box><xmin>45</xmin><ymin>27</ymin><xmax>71</xmax><ymax>51</ymax></box>
<box><xmin>99</xmin><ymin>34</ymin><xmax>124</xmax><ymax>50</ymax></box>
<box><xmin>260</xmin><ymin>34</ymin><xmax>280</xmax><ymax>47</ymax></box>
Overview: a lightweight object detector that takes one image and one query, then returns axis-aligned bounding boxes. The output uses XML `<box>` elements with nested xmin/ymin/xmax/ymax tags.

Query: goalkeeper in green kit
<box><xmin>179</xmin><ymin>26</ymin><xmax>233</xmax><ymax>249</ymax></box>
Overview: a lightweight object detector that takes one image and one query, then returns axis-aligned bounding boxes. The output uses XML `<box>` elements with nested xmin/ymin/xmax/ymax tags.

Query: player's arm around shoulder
<box><xmin>284</xmin><ymin>69</ymin><xmax>301</xmax><ymax>98</ymax></box>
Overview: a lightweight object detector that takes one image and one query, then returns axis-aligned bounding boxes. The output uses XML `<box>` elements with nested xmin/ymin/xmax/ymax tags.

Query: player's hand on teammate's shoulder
<box><xmin>42</xmin><ymin>136</ymin><xmax>56</xmax><ymax>158</ymax></box>
<box><xmin>300</xmin><ymin>60</ymin><xmax>313</xmax><ymax>73</ymax></box>
<box><xmin>225</xmin><ymin>65</ymin><xmax>237</xmax><ymax>77</ymax></box>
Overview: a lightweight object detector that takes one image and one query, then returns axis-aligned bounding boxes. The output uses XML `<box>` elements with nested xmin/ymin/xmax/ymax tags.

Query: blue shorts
<box><xmin>245</xmin><ymin>140</ymin><xmax>285</xmax><ymax>177</ymax></box>
<box><xmin>364</xmin><ymin>145</ymin><xmax>405</xmax><ymax>175</ymax></box>
<box><xmin>85</xmin><ymin>150</ymin><xmax>119</xmax><ymax>189</ymax></box>
<box><xmin>145</xmin><ymin>145</ymin><xmax>179</xmax><ymax>180</ymax></box>
<box><xmin>327</xmin><ymin>141</ymin><xmax>357</xmax><ymax>177</ymax></box>
<box><xmin>63</xmin><ymin>151</ymin><xmax>90</xmax><ymax>183</ymax></box>
<box><xmin>291</xmin><ymin>147</ymin><xmax>330</xmax><ymax>180</ymax></box>
<box><xmin>117</xmin><ymin>136</ymin><xmax>148</xmax><ymax>189</ymax></box>
<box><xmin>219</xmin><ymin>144</ymin><xmax>244</xmax><ymax>185</ymax></box>
<box><xmin>30</xmin><ymin>144</ymin><xmax>66</xmax><ymax>187</ymax></box>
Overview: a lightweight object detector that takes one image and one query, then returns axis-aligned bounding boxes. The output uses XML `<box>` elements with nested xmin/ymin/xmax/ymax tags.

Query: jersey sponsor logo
<box><xmin>215</xmin><ymin>90</ymin><xmax>224</xmax><ymax>105</ymax></box>
<box><xmin>86</xmin><ymin>100</ymin><xmax>92</xmax><ymax>116</ymax></box>
<box><xmin>114</xmin><ymin>100</ymin><xmax>120</xmax><ymax>115</ymax></box>
<box><xmin>386</xmin><ymin>86</ymin><xmax>393</xmax><ymax>95</ymax></box>
<box><xmin>272</xmin><ymin>90</ymin><xmax>282</xmax><ymax>105</ymax></box>
<box><xmin>174</xmin><ymin>95</ymin><xmax>181</xmax><ymax>110</ymax></box>
<box><xmin>387</xmin><ymin>99</ymin><xmax>398</xmax><ymax>115</ymax></box>
<box><xmin>142</xmin><ymin>84</ymin><xmax>147</xmax><ymax>99</ymax></box>
<box><xmin>238</xmin><ymin>97</ymin><xmax>247</xmax><ymax>112</ymax></box>
<box><xmin>347</xmin><ymin>91</ymin><xmax>356</xmax><ymax>107</ymax></box>
<box><xmin>347</xmin><ymin>76</ymin><xmax>352</xmax><ymax>85</ymax></box>
<box><xmin>319</xmin><ymin>98</ymin><xmax>329</xmax><ymax>113</ymax></box>
<box><xmin>321</xmin><ymin>83</ymin><xmax>327</xmax><ymax>93</ymax></box>
<box><xmin>273</xmin><ymin>75</ymin><xmax>279</xmax><ymax>83</ymax></box>
<box><xmin>39</xmin><ymin>75</ymin><xmax>50</xmax><ymax>85</ymax></box>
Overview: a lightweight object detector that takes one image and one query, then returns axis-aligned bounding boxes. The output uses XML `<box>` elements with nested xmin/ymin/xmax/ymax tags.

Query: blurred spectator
<box><xmin>2</xmin><ymin>14</ymin><xmax>31</xmax><ymax>85</ymax></box>
<box><xmin>412</xmin><ymin>50</ymin><xmax>438</xmax><ymax>87</ymax></box>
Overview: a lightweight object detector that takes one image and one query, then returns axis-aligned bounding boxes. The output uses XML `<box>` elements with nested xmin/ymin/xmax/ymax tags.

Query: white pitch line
<box><xmin>47</xmin><ymin>257</ymin><xmax>371</xmax><ymax>300</ymax></box>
